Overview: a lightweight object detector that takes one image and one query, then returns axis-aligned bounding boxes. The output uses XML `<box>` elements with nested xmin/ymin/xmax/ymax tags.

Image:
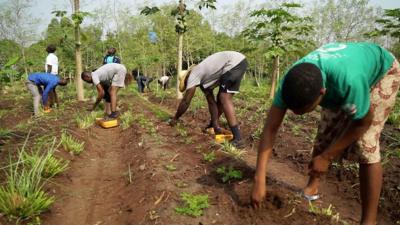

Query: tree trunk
<box><xmin>20</xmin><ymin>47</ymin><xmax>28</xmax><ymax>79</ymax></box>
<box><xmin>177</xmin><ymin>33</ymin><xmax>184</xmax><ymax>99</ymax></box>
<box><xmin>176</xmin><ymin>0</ymin><xmax>184</xmax><ymax>100</ymax></box>
<box><xmin>74</xmin><ymin>0</ymin><xmax>84</xmax><ymax>101</ymax></box>
<box><xmin>269</xmin><ymin>56</ymin><xmax>280</xmax><ymax>99</ymax></box>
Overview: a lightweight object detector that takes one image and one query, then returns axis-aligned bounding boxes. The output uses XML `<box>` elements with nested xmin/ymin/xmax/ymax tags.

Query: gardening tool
<box><xmin>215</xmin><ymin>134</ymin><xmax>234</xmax><ymax>143</ymax></box>
<box><xmin>96</xmin><ymin>118</ymin><xmax>119</xmax><ymax>129</ymax></box>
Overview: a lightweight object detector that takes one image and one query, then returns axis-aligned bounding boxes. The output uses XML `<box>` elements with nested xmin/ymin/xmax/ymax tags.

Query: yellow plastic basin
<box><xmin>96</xmin><ymin>118</ymin><xmax>119</xmax><ymax>128</ymax></box>
<box><xmin>215</xmin><ymin>134</ymin><xmax>234</xmax><ymax>143</ymax></box>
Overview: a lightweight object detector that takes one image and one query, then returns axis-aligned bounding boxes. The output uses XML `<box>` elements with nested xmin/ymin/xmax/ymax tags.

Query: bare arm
<box><xmin>251</xmin><ymin>105</ymin><xmax>286</xmax><ymax>207</ymax></box>
<box><xmin>173</xmin><ymin>87</ymin><xmax>196</xmax><ymax>120</ymax></box>
<box><xmin>310</xmin><ymin>108</ymin><xmax>374</xmax><ymax>174</ymax></box>
<box><xmin>92</xmin><ymin>84</ymin><xmax>105</xmax><ymax>111</ymax></box>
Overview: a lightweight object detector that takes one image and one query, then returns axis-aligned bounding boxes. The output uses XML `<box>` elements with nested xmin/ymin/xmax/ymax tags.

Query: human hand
<box><xmin>308</xmin><ymin>155</ymin><xmax>331</xmax><ymax>177</ymax></box>
<box><xmin>251</xmin><ymin>180</ymin><xmax>266</xmax><ymax>209</ymax></box>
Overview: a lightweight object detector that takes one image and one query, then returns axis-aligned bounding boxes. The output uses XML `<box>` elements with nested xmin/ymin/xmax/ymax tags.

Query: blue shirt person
<box><xmin>26</xmin><ymin>73</ymin><xmax>68</xmax><ymax>115</ymax></box>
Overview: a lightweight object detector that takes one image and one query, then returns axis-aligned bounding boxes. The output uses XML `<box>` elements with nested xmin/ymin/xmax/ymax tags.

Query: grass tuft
<box><xmin>60</xmin><ymin>132</ymin><xmax>84</xmax><ymax>155</ymax></box>
<box><xmin>75</xmin><ymin>111</ymin><xmax>102</xmax><ymax>129</ymax></box>
<box><xmin>120</xmin><ymin>111</ymin><xmax>134</xmax><ymax>130</ymax></box>
<box><xmin>0</xmin><ymin>139</ymin><xmax>55</xmax><ymax>221</ymax></box>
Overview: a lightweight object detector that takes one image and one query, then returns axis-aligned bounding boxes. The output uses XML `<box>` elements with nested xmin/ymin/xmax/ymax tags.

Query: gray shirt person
<box><xmin>186</xmin><ymin>51</ymin><xmax>246</xmax><ymax>90</ymax></box>
<box><xmin>92</xmin><ymin>63</ymin><xmax>127</xmax><ymax>87</ymax></box>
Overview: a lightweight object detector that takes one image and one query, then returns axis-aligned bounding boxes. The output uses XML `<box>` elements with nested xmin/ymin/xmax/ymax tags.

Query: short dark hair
<box><xmin>46</xmin><ymin>44</ymin><xmax>56</xmax><ymax>53</ymax></box>
<box><xmin>81</xmin><ymin>71</ymin><xmax>91</xmax><ymax>80</ymax></box>
<box><xmin>281</xmin><ymin>63</ymin><xmax>323</xmax><ymax>110</ymax></box>
<box><xmin>108</xmin><ymin>47</ymin><xmax>116</xmax><ymax>55</ymax></box>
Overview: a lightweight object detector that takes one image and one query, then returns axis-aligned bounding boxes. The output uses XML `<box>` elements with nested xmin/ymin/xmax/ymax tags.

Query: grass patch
<box><xmin>216</xmin><ymin>166</ymin><xmax>243</xmax><ymax>183</ymax></box>
<box><xmin>0</xmin><ymin>142</ymin><xmax>55</xmax><ymax>221</ymax></box>
<box><xmin>23</xmin><ymin>148</ymin><xmax>69</xmax><ymax>179</ymax></box>
<box><xmin>75</xmin><ymin>111</ymin><xmax>102</xmax><ymax>129</ymax></box>
<box><xmin>60</xmin><ymin>132</ymin><xmax>84</xmax><ymax>155</ymax></box>
<box><xmin>175</xmin><ymin>192</ymin><xmax>209</xmax><ymax>217</ymax></box>
<box><xmin>218</xmin><ymin>141</ymin><xmax>246</xmax><ymax>159</ymax></box>
<box><xmin>120</xmin><ymin>110</ymin><xmax>134</xmax><ymax>130</ymax></box>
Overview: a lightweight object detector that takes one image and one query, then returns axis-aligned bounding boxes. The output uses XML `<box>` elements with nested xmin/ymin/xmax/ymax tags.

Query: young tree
<box><xmin>0</xmin><ymin>0</ymin><xmax>38</xmax><ymax>78</ymax></box>
<box><xmin>72</xmin><ymin>0</ymin><xmax>85</xmax><ymax>101</ymax></box>
<box><xmin>141</xmin><ymin>0</ymin><xmax>216</xmax><ymax>99</ymax></box>
<box><xmin>243</xmin><ymin>3</ymin><xmax>314</xmax><ymax>99</ymax></box>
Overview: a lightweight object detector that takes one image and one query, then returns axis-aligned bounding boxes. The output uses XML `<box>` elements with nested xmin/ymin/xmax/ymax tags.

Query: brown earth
<box><xmin>0</xmin><ymin>87</ymin><xmax>398</xmax><ymax>225</ymax></box>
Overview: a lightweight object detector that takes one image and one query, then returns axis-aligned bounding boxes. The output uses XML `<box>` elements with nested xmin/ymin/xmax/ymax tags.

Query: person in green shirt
<box><xmin>251</xmin><ymin>42</ymin><xmax>399</xmax><ymax>225</ymax></box>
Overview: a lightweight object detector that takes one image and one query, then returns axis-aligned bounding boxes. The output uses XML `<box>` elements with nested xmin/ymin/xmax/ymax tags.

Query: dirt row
<box><xmin>0</xmin><ymin>89</ymin><xmax>396</xmax><ymax>225</ymax></box>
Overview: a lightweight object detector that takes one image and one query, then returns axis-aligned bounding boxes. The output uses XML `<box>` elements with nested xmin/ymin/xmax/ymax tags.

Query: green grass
<box><xmin>175</xmin><ymin>192</ymin><xmax>209</xmax><ymax>217</ymax></box>
<box><xmin>0</xmin><ymin>145</ymin><xmax>55</xmax><ymax>221</ymax></box>
<box><xmin>203</xmin><ymin>151</ymin><xmax>216</xmax><ymax>162</ymax></box>
<box><xmin>75</xmin><ymin>111</ymin><xmax>103</xmax><ymax>129</ymax></box>
<box><xmin>218</xmin><ymin>141</ymin><xmax>246</xmax><ymax>159</ymax></box>
<box><xmin>60</xmin><ymin>132</ymin><xmax>84</xmax><ymax>155</ymax></box>
<box><xmin>23</xmin><ymin>149</ymin><xmax>69</xmax><ymax>179</ymax></box>
<box><xmin>216</xmin><ymin>166</ymin><xmax>243</xmax><ymax>183</ymax></box>
<box><xmin>308</xmin><ymin>202</ymin><xmax>342</xmax><ymax>223</ymax></box>
<box><xmin>120</xmin><ymin>110</ymin><xmax>134</xmax><ymax>130</ymax></box>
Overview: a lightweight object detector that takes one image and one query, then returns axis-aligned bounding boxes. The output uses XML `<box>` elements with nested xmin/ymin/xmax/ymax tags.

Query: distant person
<box><xmin>26</xmin><ymin>73</ymin><xmax>68</xmax><ymax>116</ymax></box>
<box><xmin>103</xmin><ymin>47</ymin><xmax>121</xmax><ymax>64</ymax></box>
<box><xmin>169</xmin><ymin>51</ymin><xmax>248</xmax><ymax>148</ymax></box>
<box><xmin>158</xmin><ymin>75</ymin><xmax>170</xmax><ymax>90</ymax></box>
<box><xmin>45</xmin><ymin>44</ymin><xmax>59</xmax><ymax>107</ymax></box>
<box><xmin>81</xmin><ymin>63</ymin><xmax>127</xmax><ymax>119</ymax></box>
<box><xmin>132</xmin><ymin>69</ymin><xmax>154</xmax><ymax>93</ymax></box>
<box><xmin>250</xmin><ymin>42</ymin><xmax>399</xmax><ymax>225</ymax></box>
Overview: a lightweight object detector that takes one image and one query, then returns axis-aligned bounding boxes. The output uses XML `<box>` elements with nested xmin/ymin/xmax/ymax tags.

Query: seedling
<box><xmin>203</xmin><ymin>151</ymin><xmax>216</xmax><ymax>162</ymax></box>
<box><xmin>165</xmin><ymin>164</ymin><xmax>177</xmax><ymax>171</ymax></box>
<box><xmin>219</xmin><ymin>141</ymin><xmax>246</xmax><ymax>159</ymax></box>
<box><xmin>216</xmin><ymin>166</ymin><xmax>243</xmax><ymax>183</ymax></box>
<box><xmin>308</xmin><ymin>202</ymin><xmax>341</xmax><ymax>223</ymax></box>
<box><xmin>60</xmin><ymin>132</ymin><xmax>84</xmax><ymax>155</ymax></box>
<box><xmin>175</xmin><ymin>192</ymin><xmax>209</xmax><ymax>217</ymax></box>
<box><xmin>120</xmin><ymin>110</ymin><xmax>134</xmax><ymax>130</ymax></box>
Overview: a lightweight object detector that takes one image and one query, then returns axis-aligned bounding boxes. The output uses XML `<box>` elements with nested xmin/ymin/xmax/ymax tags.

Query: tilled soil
<box><xmin>0</xmin><ymin>89</ymin><xmax>398</xmax><ymax>225</ymax></box>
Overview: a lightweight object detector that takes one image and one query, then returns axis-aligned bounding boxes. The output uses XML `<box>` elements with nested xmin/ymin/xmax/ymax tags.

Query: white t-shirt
<box><xmin>45</xmin><ymin>53</ymin><xmax>59</xmax><ymax>75</ymax></box>
<box><xmin>159</xmin><ymin>75</ymin><xmax>169</xmax><ymax>85</ymax></box>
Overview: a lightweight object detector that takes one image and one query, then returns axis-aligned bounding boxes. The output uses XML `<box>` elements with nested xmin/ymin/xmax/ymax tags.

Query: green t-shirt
<box><xmin>273</xmin><ymin>42</ymin><xmax>395</xmax><ymax>120</ymax></box>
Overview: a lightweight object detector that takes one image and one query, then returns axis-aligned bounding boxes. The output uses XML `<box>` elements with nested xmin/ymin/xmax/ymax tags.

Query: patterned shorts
<box><xmin>313</xmin><ymin>59</ymin><xmax>400</xmax><ymax>164</ymax></box>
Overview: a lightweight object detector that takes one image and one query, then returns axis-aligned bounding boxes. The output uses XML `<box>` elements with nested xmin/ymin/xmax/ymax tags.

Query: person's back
<box><xmin>188</xmin><ymin>51</ymin><xmax>246</xmax><ymax>90</ymax></box>
<box><xmin>29</xmin><ymin>73</ymin><xmax>59</xmax><ymax>86</ymax></box>
<box><xmin>92</xmin><ymin>63</ymin><xmax>126</xmax><ymax>86</ymax></box>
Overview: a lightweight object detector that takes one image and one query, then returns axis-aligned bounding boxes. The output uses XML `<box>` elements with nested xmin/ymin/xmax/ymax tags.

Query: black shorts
<box><xmin>219</xmin><ymin>59</ymin><xmax>248</xmax><ymax>93</ymax></box>
<box><xmin>102</xmin><ymin>83</ymin><xmax>111</xmax><ymax>103</ymax></box>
